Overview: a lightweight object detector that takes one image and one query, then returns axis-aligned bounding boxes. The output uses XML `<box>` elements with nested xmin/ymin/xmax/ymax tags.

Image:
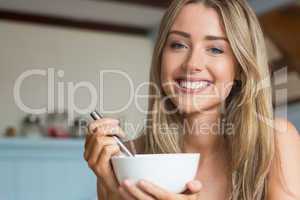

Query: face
<box><xmin>161</xmin><ymin>3</ymin><xmax>238</xmax><ymax>115</ymax></box>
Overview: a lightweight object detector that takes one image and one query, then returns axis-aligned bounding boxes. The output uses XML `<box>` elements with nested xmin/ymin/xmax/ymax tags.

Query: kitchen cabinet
<box><xmin>0</xmin><ymin>138</ymin><xmax>97</xmax><ymax>200</ymax></box>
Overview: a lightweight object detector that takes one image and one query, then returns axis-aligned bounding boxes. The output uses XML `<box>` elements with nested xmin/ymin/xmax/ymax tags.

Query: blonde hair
<box><xmin>141</xmin><ymin>0</ymin><xmax>276</xmax><ymax>199</ymax></box>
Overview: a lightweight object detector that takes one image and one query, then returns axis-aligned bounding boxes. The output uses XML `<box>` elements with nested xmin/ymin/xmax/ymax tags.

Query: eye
<box><xmin>209</xmin><ymin>47</ymin><xmax>224</xmax><ymax>54</ymax></box>
<box><xmin>170</xmin><ymin>42</ymin><xmax>187</xmax><ymax>49</ymax></box>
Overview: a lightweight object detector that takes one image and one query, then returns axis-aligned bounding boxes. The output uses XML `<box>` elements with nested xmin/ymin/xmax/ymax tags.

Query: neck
<box><xmin>182</xmin><ymin>106</ymin><xmax>226</xmax><ymax>157</ymax></box>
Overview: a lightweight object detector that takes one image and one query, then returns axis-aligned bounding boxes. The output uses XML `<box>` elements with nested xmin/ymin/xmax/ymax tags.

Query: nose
<box><xmin>181</xmin><ymin>47</ymin><xmax>207</xmax><ymax>73</ymax></box>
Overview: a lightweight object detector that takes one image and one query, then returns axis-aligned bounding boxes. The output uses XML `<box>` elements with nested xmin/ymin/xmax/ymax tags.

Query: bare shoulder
<box><xmin>274</xmin><ymin>118</ymin><xmax>299</xmax><ymax>137</ymax></box>
<box><xmin>268</xmin><ymin>118</ymin><xmax>300</xmax><ymax>199</ymax></box>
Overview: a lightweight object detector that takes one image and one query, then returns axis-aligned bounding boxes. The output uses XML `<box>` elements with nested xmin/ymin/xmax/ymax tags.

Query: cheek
<box><xmin>160</xmin><ymin>52</ymin><xmax>179</xmax><ymax>89</ymax></box>
<box><xmin>210</xmin><ymin>61</ymin><xmax>236</xmax><ymax>99</ymax></box>
<box><xmin>161</xmin><ymin>50</ymin><xmax>186</xmax><ymax>80</ymax></box>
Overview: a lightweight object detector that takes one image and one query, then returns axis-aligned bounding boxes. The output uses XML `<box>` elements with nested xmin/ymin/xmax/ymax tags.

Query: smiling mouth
<box><xmin>175</xmin><ymin>79</ymin><xmax>213</xmax><ymax>94</ymax></box>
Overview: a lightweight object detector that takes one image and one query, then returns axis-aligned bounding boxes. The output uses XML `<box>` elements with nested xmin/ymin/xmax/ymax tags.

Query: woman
<box><xmin>84</xmin><ymin>0</ymin><xmax>300</xmax><ymax>199</ymax></box>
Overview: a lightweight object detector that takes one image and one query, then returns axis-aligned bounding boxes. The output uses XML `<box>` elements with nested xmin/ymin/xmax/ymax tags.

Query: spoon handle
<box><xmin>112</xmin><ymin>136</ymin><xmax>134</xmax><ymax>157</ymax></box>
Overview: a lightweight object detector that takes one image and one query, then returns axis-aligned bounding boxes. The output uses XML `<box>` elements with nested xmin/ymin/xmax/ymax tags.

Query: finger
<box><xmin>84</xmin><ymin>134</ymin><xmax>113</xmax><ymax>161</ymax></box>
<box><xmin>121</xmin><ymin>180</ymin><xmax>155</xmax><ymax>200</ymax></box>
<box><xmin>95</xmin><ymin>144</ymin><xmax>121</xmax><ymax>192</ymax></box>
<box><xmin>117</xmin><ymin>126</ymin><xmax>127</xmax><ymax>139</ymax></box>
<box><xmin>118</xmin><ymin>186</ymin><xmax>137</xmax><ymax>200</ymax></box>
<box><xmin>178</xmin><ymin>181</ymin><xmax>202</xmax><ymax>200</ymax></box>
<box><xmin>85</xmin><ymin>124</ymin><xmax>125</xmax><ymax>152</ymax></box>
<box><xmin>84</xmin><ymin>129</ymin><xmax>94</xmax><ymax>149</ymax></box>
<box><xmin>185</xmin><ymin>180</ymin><xmax>202</xmax><ymax>194</ymax></box>
<box><xmin>137</xmin><ymin>180</ymin><xmax>173</xmax><ymax>200</ymax></box>
<box><xmin>85</xmin><ymin>120</ymin><xmax>114</xmax><ymax>150</ymax></box>
<box><xmin>87</xmin><ymin>118</ymin><xmax>120</xmax><ymax>149</ymax></box>
<box><xmin>88</xmin><ymin>118</ymin><xmax>120</xmax><ymax>134</ymax></box>
<box><xmin>84</xmin><ymin>134</ymin><xmax>96</xmax><ymax>161</ymax></box>
<box><xmin>104</xmin><ymin>125</ymin><xmax>126</xmax><ymax>138</ymax></box>
<box><xmin>85</xmin><ymin>126</ymin><xmax>105</xmax><ymax>150</ymax></box>
<box><xmin>93</xmin><ymin>124</ymin><xmax>126</xmax><ymax>139</ymax></box>
<box><xmin>85</xmin><ymin>136</ymin><xmax>116</xmax><ymax>165</ymax></box>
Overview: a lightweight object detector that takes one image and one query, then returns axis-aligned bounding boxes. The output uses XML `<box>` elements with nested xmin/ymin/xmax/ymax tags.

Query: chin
<box><xmin>172</xmin><ymin>97</ymin><xmax>221</xmax><ymax>115</ymax></box>
<box><xmin>162</xmin><ymin>81</ymin><xmax>225</xmax><ymax>115</ymax></box>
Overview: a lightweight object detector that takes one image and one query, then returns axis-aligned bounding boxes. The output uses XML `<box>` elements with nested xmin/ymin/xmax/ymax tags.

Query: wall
<box><xmin>0</xmin><ymin>20</ymin><xmax>153</xmax><ymax>138</ymax></box>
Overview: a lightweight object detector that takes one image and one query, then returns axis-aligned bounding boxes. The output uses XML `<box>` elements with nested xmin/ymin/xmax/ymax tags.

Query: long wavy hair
<box><xmin>141</xmin><ymin>0</ymin><xmax>277</xmax><ymax>199</ymax></box>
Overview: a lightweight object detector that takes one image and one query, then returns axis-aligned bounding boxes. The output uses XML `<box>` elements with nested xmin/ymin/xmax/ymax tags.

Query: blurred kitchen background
<box><xmin>0</xmin><ymin>0</ymin><xmax>299</xmax><ymax>200</ymax></box>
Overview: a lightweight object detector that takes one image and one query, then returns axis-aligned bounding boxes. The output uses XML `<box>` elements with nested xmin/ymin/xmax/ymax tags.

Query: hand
<box><xmin>84</xmin><ymin>117</ymin><xmax>126</xmax><ymax>193</ymax></box>
<box><xmin>118</xmin><ymin>179</ymin><xmax>202</xmax><ymax>200</ymax></box>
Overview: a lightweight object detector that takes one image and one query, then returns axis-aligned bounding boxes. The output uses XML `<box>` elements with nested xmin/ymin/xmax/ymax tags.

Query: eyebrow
<box><xmin>168</xmin><ymin>30</ymin><xmax>228</xmax><ymax>42</ymax></box>
<box><xmin>168</xmin><ymin>30</ymin><xmax>191</xmax><ymax>38</ymax></box>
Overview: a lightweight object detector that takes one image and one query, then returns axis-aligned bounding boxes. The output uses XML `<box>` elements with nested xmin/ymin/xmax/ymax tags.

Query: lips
<box><xmin>174</xmin><ymin>77</ymin><xmax>213</xmax><ymax>94</ymax></box>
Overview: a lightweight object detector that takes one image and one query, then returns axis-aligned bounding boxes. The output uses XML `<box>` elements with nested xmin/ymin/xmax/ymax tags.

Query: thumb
<box><xmin>186</xmin><ymin>180</ymin><xmax>202</xmax><ymax>194</ymax></box>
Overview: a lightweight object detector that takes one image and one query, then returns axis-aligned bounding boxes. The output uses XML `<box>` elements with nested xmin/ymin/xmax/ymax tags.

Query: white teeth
<box><xmin>179</xmin><ymin>80</ymin><xmax>210</xmax><ymax>89</ymax></box>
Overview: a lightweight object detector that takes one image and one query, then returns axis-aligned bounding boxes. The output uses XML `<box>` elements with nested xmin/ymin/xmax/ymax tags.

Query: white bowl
<box><xmin>111</xmin><ymin>153</ymin><xmax>200</xmax><ymax>193</ymax></box>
